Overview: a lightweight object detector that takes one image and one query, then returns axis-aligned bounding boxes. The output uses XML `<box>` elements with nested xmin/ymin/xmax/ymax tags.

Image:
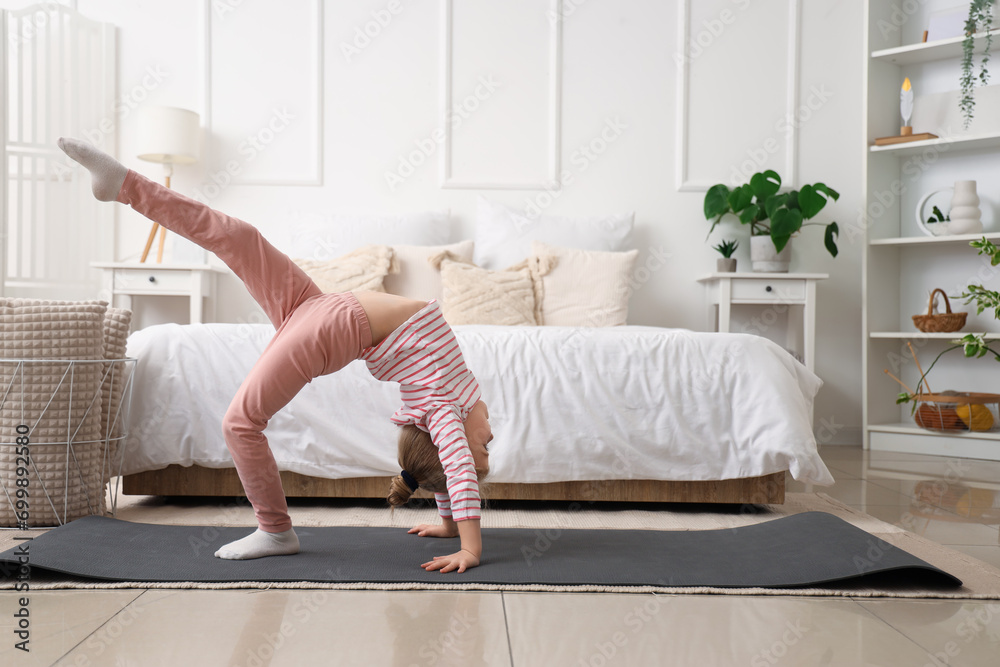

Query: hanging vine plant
<box><xmin>960</xmin><ymin>0</ymin><xmax>995</xmax><ymax>129</ymax></box>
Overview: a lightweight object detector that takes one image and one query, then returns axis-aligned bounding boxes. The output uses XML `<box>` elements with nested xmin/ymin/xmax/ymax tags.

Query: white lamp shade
<box><xmin>136</xmin><ymin>106</ymin><xmax>200</xmax><ymax>165</ymax></box>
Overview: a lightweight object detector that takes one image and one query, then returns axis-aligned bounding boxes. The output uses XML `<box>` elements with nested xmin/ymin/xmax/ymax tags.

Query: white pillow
<box><xmin>383</xmin><ymin>240</ymin><xmax>475</xmax><ymax>301</ymax></box>
<box><xmin>289</xmin><ymin>210</ymin><xmax>451</xmax><ymax>261</ymax></box>
<box><xmin>531</xmin><ymin>240</ymin><xmax>639</xmax><ymax>327</ymax></box>
<box><xmin>473</xmin><ymin>197</ymin><xmax>634</xmax><ymax>270</ymax></box>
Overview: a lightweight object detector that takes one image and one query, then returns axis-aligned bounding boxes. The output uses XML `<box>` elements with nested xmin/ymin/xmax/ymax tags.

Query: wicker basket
<box><xmin>912</xmin><ymin>392</ymin><xmax>1000</xmax><ymax>432</ymax></box>
<box><xmin>912</xmin><ymin>288</ymin><xmax>967</xmax><ymax>333</ymax></box>
<box><xmin>0</xmin><ymin>358</ymin><xmax>136</xmax><ymax>527</ymax></box>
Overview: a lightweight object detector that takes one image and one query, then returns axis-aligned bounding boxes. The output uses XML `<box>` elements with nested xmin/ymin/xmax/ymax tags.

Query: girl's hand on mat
<box><xmin>408</xmin><ymin>523</ymin><xmax>459</xmax><ymax>538</ymax></box>
<box><xmin>421</xmin><ymin>550</ymin><xmax>480</xmax><ymax>574</ymax></box>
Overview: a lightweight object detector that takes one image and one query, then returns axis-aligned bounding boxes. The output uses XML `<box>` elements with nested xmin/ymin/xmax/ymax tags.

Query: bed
<box><xmin>119</xmin><ymin>320</ymin><xmax>833</xmax><ymax>505</ymax></box>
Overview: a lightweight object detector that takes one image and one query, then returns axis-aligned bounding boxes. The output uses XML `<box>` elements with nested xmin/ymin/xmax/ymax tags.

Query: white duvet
<box><xmin>123</xmin><ymin>323</ymin><xmax>834</xmax><ymax>486</ymax></box>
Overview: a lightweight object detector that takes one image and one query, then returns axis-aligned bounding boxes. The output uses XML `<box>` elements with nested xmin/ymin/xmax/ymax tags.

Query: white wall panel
<box><xmin>441</xmin><ymin>0</ymin><xmax>560</xmax><ymax>189</ymax></box>
<box><xmin>207</xmin><ymin>0</ymin><xmax>322</xmax><ymax>185</ymax></box>
<box><xmin>677</xmin><ymin>0</ymin><xmax>799</xmax><ymax>190</ymax></box>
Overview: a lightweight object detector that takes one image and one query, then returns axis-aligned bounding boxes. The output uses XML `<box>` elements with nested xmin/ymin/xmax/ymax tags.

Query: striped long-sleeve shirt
<box><xmin>360</xmin><ymin>300</ymin><xmax>482</xmax><ymax>521</ymax></box>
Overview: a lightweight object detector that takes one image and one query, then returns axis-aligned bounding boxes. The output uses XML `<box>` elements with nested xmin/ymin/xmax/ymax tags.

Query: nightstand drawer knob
<box><xmin>765</xmin><ymin>285</ymin><xmax>772</xmax><ymax>292</ymax></box>
<box><xmin>148</xmin><ymin>276</ymin><xmax>156</xmax><ymax>283</ymax></box>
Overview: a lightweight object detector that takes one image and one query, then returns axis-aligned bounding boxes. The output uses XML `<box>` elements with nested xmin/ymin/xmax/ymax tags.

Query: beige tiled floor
<box><xmin>2</xmin><ymin>446</ymin><xmax>999</xmax><ymax>666</ymax></box>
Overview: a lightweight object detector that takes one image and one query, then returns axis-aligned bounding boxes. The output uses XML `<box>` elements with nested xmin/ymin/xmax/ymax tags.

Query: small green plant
<box><xmin>960</xmin><ymin>0</ymin><xmax>995</xmax><ymax>129</ymax></box>
<box><xmin>894</xmin><ymin>237</ymin><xmax>1000</xmax><ymax>408</ymax></box>
<box><xmin>704</xmin><ymin>170</ymin><xmax>840</xmax><ymax>256</ymax></box>
<box><xmin>713</xmin><ymin>238</ymin><xmax>739</xmax><ymax>258</ymax></box>
<box><xmin>927</xmin><ymin>205</ymin><xmax>950</xmax><ymax>224</ymax></box>
<box><xmin>958</xmin><ymin>236</ymin><xmax>1000</xmax><ymax>317</ymax></box>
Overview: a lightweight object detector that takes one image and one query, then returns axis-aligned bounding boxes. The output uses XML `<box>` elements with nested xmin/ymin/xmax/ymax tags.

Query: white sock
<box><xmin>214</xmin><ymin>527</ymin><xmax>300</xmax><ymax>560</ymax></box>
<box><xmin>57</xmin><ymin>137</ymin><xmax>127</xmax><ymax>202</ymax></box>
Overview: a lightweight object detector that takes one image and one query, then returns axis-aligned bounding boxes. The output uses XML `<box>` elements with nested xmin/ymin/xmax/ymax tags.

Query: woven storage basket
<box><xmin>0</xmin><ymin>299</ymin><xmax>135</xmax><ymax>527</ymax></box>
<box><xmin>912</xmin><ymin>288</ymin><xmax>967</xmax><ymax>333</ymax></box>
<box><xmin>0</xmin><ymin>358</ymin><xmax>136</xmax><ymax>527</ymax></box>
<box><xmin>912</xmin><ymin>392</ymin><xmax>1000</xmax><ymax>432</ymax></box>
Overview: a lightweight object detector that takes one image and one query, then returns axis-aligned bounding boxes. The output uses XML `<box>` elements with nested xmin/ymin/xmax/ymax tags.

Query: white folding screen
<box><xmin>2</xmin><ymin>4</ymin><xmax>115</xmax><ymax>299</ymax></box>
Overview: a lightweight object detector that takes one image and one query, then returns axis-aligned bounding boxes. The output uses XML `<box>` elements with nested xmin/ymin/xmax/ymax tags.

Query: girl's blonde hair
<box><xmin>386</xmin><ymin>423</ymin><xmax>489</xmax><ymax>507</ymax></box>
<box><xmin>387</xmin><ymin>424</ymin><xmax>448</xmax><ymax>507</ymax></box>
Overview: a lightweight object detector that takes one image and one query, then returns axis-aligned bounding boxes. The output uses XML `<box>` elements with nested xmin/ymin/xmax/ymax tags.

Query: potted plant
<box><xmin>713</xmin><ymin>239</ymin><xmax>739</xmax><ymax>272</ymax></box>
<box><xmin>960</xmin><ymin>0</ymin><xmax>995</xmax><ymax>129</ymax></box>
<box><xmin>703</xmin><ymin>170</ymin><xmax>840</xmax><ymax>272</ymax></box>
<box><xmin>887</xmin><ymin>237</ymin><xmax>1000</xmax><ymax>430</ymax></box>
<box><xmin>927</xmin><ymin>204</ymin><xmax>951</xmax><ymax>235</ymax></box>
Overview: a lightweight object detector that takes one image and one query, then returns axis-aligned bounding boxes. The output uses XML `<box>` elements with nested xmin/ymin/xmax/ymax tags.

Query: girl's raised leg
<box><xmin>57</xmin><ymin>137</ymin><xmax>320</xmax><ymax>328</ymax></box>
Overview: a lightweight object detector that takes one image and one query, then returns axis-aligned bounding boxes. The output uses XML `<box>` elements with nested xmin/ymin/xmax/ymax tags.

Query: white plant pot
<box><xmin>750</xmin><ymin>235</ymin><xmax>791</xmax><ymax>273</ymax></box>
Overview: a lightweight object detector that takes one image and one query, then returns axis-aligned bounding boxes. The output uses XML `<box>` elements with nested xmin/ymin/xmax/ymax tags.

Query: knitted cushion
<box><xmin>292</xmin><ymin>245</ymin><xmax>396</xmax><ymax>294</ymax></box>
<box><xmin>0</xmin><ymin>299</ymin><xmax>108</xmax><ymax>527</ymax></box>
<box><xmin>430</xmin><ymin>253</ymin><xmax>538</xmax><ymax>326</ymax></box>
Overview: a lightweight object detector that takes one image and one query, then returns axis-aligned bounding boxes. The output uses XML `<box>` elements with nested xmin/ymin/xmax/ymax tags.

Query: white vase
<box><xmin>948</xmin><ymin>180</ymin><xmax>983</xmax><ymax>235</ymax></box>
<box><xmin>750</xmin><ymin>235</ymin><xmax>791</xmax><ymax>273</ymax></box>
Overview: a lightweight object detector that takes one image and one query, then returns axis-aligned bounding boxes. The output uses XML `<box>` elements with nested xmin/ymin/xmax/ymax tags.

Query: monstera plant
<box><xmin>704</xmin><ymin>170</ymin><xmax>840</xmax><ymax>263</ymax></box>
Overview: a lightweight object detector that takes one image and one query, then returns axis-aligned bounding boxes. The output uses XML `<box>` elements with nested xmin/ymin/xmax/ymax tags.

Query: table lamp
<box><xmin>135</xmin><ymin>106</ymin><xmax>201</xmax><ymax>263</ymax></box>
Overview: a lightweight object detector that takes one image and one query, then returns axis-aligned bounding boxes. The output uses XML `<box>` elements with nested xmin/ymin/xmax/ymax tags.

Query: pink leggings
<box><xmin>118</xmin><ymin>170</ymin><xmax>373</xmax><ymax>532</ymax></box>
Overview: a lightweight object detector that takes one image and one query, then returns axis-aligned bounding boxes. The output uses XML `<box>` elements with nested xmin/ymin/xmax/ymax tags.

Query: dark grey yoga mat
<box><xmin>0</xmin><ymin>512</ymin><xmax>961</xmax><ymax>588</ymax></box>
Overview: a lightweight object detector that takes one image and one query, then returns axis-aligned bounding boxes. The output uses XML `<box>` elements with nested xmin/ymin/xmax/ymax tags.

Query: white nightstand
<box><xmin>696</xmin><ymin>272</ymin><xmax>828</xmax><ymax>373</ymax></box>
<box><xmin>91</xmin><ymin>262</ymin><xmax>221</xmax><ymax>324</ymax></box>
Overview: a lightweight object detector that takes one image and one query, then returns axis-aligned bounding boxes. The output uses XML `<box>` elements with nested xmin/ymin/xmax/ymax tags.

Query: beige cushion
<box><xmin>0</xmin><ymin>299</ymin><xmax>108</xmax><ymax>527</ymax></box>
<box><xmin>383</xmin><ymin>240</ymin><xmax>474</xmax><ymax>301</ymax></box>
<box><xmin>292</xmin><ymin>244</ymin><xmax>396</xmax><ymax>293</ymax></box>
<box><xmin>531</xmin><ymin>240</ymin><xmax>639</xmax><ymax>326</ymax></box>
<box><xmin>431</xmin><ymin>253</ymin><xmax>538</xmax><ymax>326</ymax></box>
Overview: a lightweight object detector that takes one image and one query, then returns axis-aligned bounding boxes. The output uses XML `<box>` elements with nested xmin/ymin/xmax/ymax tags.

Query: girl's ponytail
<box><xmin>386</xmin><ymin>424</ymin><xmax>449</xmax><ymax>509</ymax></box>
<box><xmin>387</xmin><ymin>474</ymin><xmax>415</xmax><ymax>507</ymax></box>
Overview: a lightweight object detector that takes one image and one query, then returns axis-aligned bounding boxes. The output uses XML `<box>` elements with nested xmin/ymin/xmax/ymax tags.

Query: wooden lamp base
<box><xmin>139</xmin><ymin>173</ymin><xmax>171</xmax><ymax>263</ymax></box>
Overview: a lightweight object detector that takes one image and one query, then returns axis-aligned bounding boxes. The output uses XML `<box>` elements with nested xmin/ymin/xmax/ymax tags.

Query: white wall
<box><xmin>12</xmin><ymin>0</ymin><xmax>867</xmax><ymax>443</ymax></box>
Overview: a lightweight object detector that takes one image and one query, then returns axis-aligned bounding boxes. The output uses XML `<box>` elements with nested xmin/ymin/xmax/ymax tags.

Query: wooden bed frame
<box><xmin>122</xmin><ymin>465</ymin><xmax>785</xmax><ymax>504</ymax></box>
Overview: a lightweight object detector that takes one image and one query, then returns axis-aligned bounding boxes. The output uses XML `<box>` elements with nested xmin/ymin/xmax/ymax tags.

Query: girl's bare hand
<box><xmin>421</xmin><ymin>550</ymin><xmax>480</xmax><ymax>573</ymax></box>
<box><xmin>408</xmin><ymin>523</ymin><xmax>459</xmax><ymax>538</ymax></box>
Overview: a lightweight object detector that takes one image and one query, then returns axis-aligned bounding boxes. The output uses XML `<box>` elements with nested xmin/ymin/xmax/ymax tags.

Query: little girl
<box><xmin>58</xmin><ymin>138</ymin><xmax>492</xmax><ymax>574</ymax></box>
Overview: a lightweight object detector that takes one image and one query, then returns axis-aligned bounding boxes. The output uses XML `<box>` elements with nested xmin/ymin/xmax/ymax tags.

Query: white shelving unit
<box><xmin>863</xmin><ymin>2</ymin><xmax>1000</xmax><ymax>461</ymax></box>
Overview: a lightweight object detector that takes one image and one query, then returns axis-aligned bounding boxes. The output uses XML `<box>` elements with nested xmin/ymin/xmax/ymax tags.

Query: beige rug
<box><xmin>3</xmin><ymin>491</ymin><xmax>999</xmax><ymax>598</ymax></box>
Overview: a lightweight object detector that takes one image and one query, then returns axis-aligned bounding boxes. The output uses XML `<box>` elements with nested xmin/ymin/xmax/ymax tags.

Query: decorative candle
<box><xmin>900</xmin><ymin>77</ymin><xmax>913</xmax><ymax>135</ymax></box>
